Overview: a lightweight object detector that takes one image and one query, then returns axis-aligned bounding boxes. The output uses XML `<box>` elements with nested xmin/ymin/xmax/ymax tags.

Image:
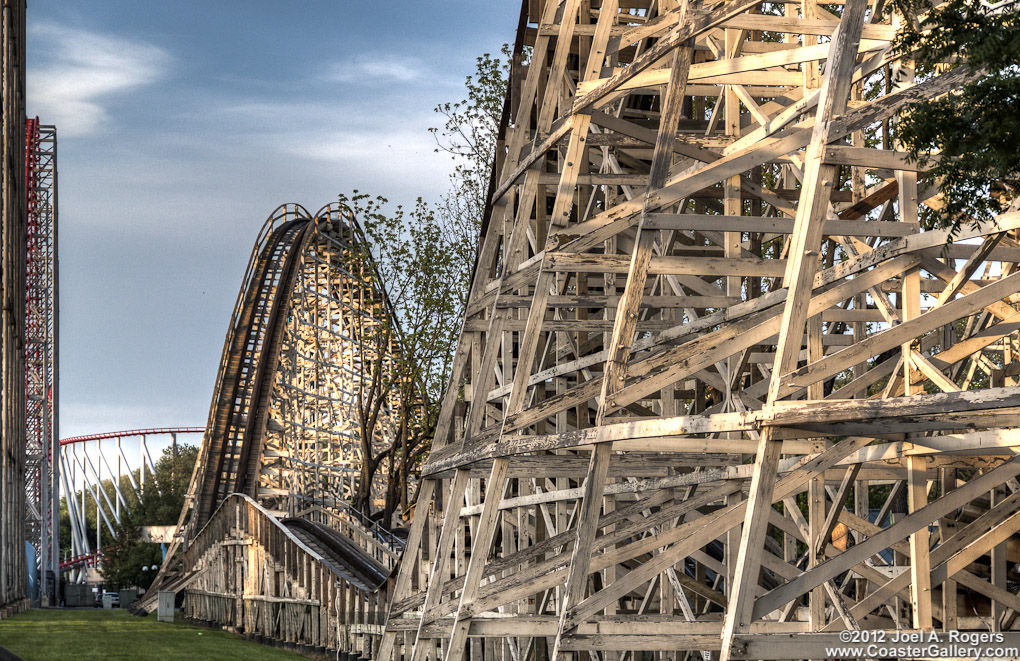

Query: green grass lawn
<box><xmin>0</xmin><ymin>608</ymin><xmax>308</xmax><ymax>660</ymax></box>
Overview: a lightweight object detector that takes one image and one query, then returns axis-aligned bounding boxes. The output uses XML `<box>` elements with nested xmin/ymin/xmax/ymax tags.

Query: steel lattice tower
<box><xmin>24</xmin><ymin>119</ymin><xmax>58</xmax><ymax>606</ymax></box>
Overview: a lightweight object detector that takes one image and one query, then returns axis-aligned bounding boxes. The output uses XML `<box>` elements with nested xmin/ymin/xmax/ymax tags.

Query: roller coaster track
<box><xmin>177</xmin><ymin>494</ymin><xmax>391</xmax><ymax>655</ymax></box>
<box><xmin>194</xmin><ymin>216</ymin><xmax>312</xmax><ymax>528</ymax></box>
<box><xmin>136</xmin><ymin>205</ymin><xmax>401</xmax><ymax>659</ymax></box>
<box><xmin>144</xmin><ymin>206</ymin><xmax>318</xmax><ymax>581</ymax></box>
<box><xmin>281</xmin><ymin>517</ymin><xmax>389</xmax><ymax>593</ymax></box>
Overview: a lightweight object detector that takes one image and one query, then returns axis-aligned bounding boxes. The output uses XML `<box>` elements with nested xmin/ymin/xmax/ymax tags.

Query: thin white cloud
<box><xmin>199</xmin><ymin>92</ymin><xmax>452</xmax><ymax>201</ymax></box>
<box><xmin>290</xmin><ymin>126</ymin><xmax>436</xmax><ymax>163</ymax></box>
<box><xmin>28</xmin><ymin>23</ymin><xmax>170</xmax><ymax>137</ymax></box>
<box><xmin>323</xmin><ymin>54</ymin><xmax>426</xmax><ymax>84</ymax></box>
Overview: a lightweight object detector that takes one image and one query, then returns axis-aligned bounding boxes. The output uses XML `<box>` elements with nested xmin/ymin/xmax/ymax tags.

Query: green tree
<box><xmin>431</xmin><ymin>45</ymin><xmax>515</xmax><ymax>303</ymax></box>
<box><xmin>891</xmin><ymin>0</ymin><xmax>1020</xmax><ymax>234</ymax></box>
<box><xmin>431</xmin><ymin>46</ymin><xmax>512</xmax><ymax>261</ymax></box>
<box><xmin>132</xmin><ymin>443</ymin><xmax>197</xmax><ymax>524</ymax></box>
<box><xmin>99</xmin><ymin>444</ymin><xmax>197</xmax><ymax>589</ymax></box>
<box><xmin>338</xmin><ymin>193</ymin><xmax>466</xmax><ymax>523</ymax></box>
<box><xmin>100</xmin><ymin>513</ymin><xmax>164</xmax><ymax>590</ymax></box>
<box><xmin>334</xmin><ymin>48</ymin><xmax>512</xmax><ymax>524</ymax></box>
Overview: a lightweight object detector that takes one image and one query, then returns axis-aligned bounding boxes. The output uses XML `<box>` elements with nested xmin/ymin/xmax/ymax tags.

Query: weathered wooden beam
<box><xmin>392</xmin><ymin>2</ymin><xmax>1020</xmax><ymax>658</ymax></box>
<box><xmin>752</xmin><ymin>455</ymin><xmax>1020</xmax><ymax>619</ymax></box>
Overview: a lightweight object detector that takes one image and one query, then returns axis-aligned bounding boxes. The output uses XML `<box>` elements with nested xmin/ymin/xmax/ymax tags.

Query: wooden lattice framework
<box><xmin>140</xmin><ymin>204</ymin><xmax>406</xmax><ymax>655</ymax></box>
<box><xmin>173</xmin><ymin>202</ymin><xmax>400</xmax><ymax>539</ymax></box>
<box><xmin>381</xmin><ymin>0</ymin><xmax>1020</xmax><ymax>659</ymax></box>
<box><xmin>182</xmin><ymin>494</ymin><xmax>391</xmax><ymax>658</ymax></box>
<box><xmin>0</xmin><ymin>0</ymin><xmax>27</xmax><ymax>618</ymax></box>
<box><xmin>257</xmin><ymin>203</ymin><xmax>401</xmax><ymax>515</ymax></box>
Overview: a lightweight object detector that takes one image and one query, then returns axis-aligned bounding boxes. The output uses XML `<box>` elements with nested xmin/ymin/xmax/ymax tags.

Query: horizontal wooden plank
<box><xmin>494</xmin><ymin>294</ymin><xmax>739</xmax><ymax>309</ymax></box>
<box><xmin>545</xmin><ymin>253</ymin><xmax>787</xmax><ymax>276</ymax></box>
<box><xmin>839</xmin><ymin>429</ymin><xmax>1020</xmax><ymax>463</ymax></box>
<box><xmin>644</xmin><ymin>213</ymin><xmax>919</xmax><ymax>236</ymax></box>
<box><xmin>403</xmin><ymin>616</ymin><xmax>809</xmax><ymax>637</ymax></box>
<box><xmin>720</xmin><ymin>14</ymin><xmax>898</xmax><ymax>40</ymax></box>
<box><xmin>425</xmin><ymin>388</ymin><xmax>1020</xmax><ymax>475</ymax></box>
<box><xmin>577</xmin><ymin>41</ymin><xmax>886</xmax><ymax>96</ymax></box>
<box><xmin>537</xmin><ymin>172</ymin><xmax>650</xmax><ymax>186</ymax></box>
<box><xmin>767</xmin><ymin>387</ymin><xmax>1020</xmax><ymax>427</ymax></box>
<box><xmin>823</xmin><ymin>145</ymin><xmax>928</xmax><ymax>171</ymax></box>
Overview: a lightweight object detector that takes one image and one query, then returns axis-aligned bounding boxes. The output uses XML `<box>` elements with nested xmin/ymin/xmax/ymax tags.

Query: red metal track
<box><xmin>60</xmin><ymin>427</ymin><xmax>205</xmax><ymax>446</ymax></box>
<box><xmin>24</xmin><ymin>117</ymin><xmax>38</xmax><ymax>445</ymax></box>
<box><xmin>59</xmin><ymin>550</ymin><xmax>103</xmax><ymax>571</ymax></box>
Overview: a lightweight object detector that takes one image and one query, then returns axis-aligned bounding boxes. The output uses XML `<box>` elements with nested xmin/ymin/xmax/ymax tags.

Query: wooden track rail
<box><xmin>380</xmin><ymin>1</ymin><xmax>1020</xmax><ymax>659</ymax></box>
<box><xmin>198</xmin><ymin>216</ymin><xmax>312</xmax><ymax>528</ymax></box>
<box><xmin>298</xmin><ymin>503</ymin><xmax>405</xmax><ymax>570</ymax></box>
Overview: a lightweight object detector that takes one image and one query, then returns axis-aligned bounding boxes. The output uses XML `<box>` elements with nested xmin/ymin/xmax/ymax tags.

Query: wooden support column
<box><xmin>992</xmin><ymin>483</ymin><xmax>1008</xmax><ymax>630</ymax></box>
<box><xmin>724</xmin><ymin>27</ymin><xmax>744</xmax><ymax>396</ymax></box>
<box><xmin>411</xmin><ymin>472</ymin><xmax>469</xmax><ymax>661</ymax></box>
<box><xmin>806</xmin><ymin>314</ymin><xmax>825</xmax><ymax>631</ymax></box>
<box><xmin>854</xmin><ymin>470</ymin><xmax>869</xmax><ymax>601</ymax></box>
<box><xmin>551</xmin><ymin>6</ymin><xmax>695</xmax><ymax>655</ymax></box>
<box><xmin>723</xmin><ymin>28</ymin><xmax>745</xmax><ymax>600</ymax></box>
<box><xmin>940</xmin><ymin>467</ymin><xmax>958</xmax><ymax>630</ymax></box>
<box><xmin>443</xmin><ymin>459</ymin><xmax>510</xmax><ymax>661</ymax></box>
<box><xmin>907</xmin><ymin>454</ymin><xmax>933</xmax><ymax>629</ymax></box>
<box><xmin>719</xmin><ymin>2</ymin><xmax>867</xmax><ymax>658</ymax></box>
<box><xmin>808</xmin><ymin>476</ymin><xmax>826</xmax><ymax>630</ymax></box>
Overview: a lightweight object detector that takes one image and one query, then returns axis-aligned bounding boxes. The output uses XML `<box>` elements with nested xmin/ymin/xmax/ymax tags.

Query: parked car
<box><xmin>96</xmin><ymin>591</ymin><xmax>120</xmax><ymax>607</ymax></box>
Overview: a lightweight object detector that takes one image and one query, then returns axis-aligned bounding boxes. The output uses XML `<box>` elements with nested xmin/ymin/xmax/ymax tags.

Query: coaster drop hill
<box><xmin>140</xmin><ymin>203</ymin><xmax>410</xmax><ymax>658</ymax></box>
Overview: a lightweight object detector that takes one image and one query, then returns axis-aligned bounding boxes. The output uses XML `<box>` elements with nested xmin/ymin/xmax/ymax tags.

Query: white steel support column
<box><xmin>57</xmin><ymin>428</ymin><xmax>202</xmax><ymax>579</ymax></box>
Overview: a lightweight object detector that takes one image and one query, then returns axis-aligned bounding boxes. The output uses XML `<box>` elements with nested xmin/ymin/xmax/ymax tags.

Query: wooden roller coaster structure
<box><xmin>379</xmin><ymin>1</ymin><xmax>1020</xmax><ymax>659</ymax></box>
<box><xmin>138</xmin><ymin>203</ymin><xmax>406</xmax><ymax>658</ymax></box>
<box><xmin>0</xmin><ymin>0</ymin><xmax>28</xmax><ymax>619</ymax></box>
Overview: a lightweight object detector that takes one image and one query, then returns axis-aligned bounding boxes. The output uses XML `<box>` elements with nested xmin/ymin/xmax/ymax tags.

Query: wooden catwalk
<box><xmin>380</xmin><ymin>0</ymin><xmax>1020</xmax><ymax>658</ymax></box>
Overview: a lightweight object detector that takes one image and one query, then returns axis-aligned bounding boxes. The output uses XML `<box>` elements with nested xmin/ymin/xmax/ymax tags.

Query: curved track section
<box><xmin>140</xmin><ymin>204</ymin><xmax>402</xmax><ymax>660</ymax></box>
<box><xmin>281</xmin><ymin>517</ymin><xmax>389</xmax><ymax>593</ymax></box>
<box><xmin>194</xmin><ymin>214</ymin><xmax>313</xmax><ymax>529</ymax></box>
<box><xmin>61</xmin><ymin>427</ymin><xmax>205</xmax><ymax>445</ymax></box>
<box><xmin>174</xmin><ymin>202</ymin><xmax>401</xmax><ymax>535</ymax></box>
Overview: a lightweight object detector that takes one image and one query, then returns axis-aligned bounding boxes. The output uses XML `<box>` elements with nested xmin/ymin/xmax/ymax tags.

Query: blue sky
<box><xmin>27</xmin><ymin>1</ymin><xmax>519</xmax><ymax>438</ymax></box>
